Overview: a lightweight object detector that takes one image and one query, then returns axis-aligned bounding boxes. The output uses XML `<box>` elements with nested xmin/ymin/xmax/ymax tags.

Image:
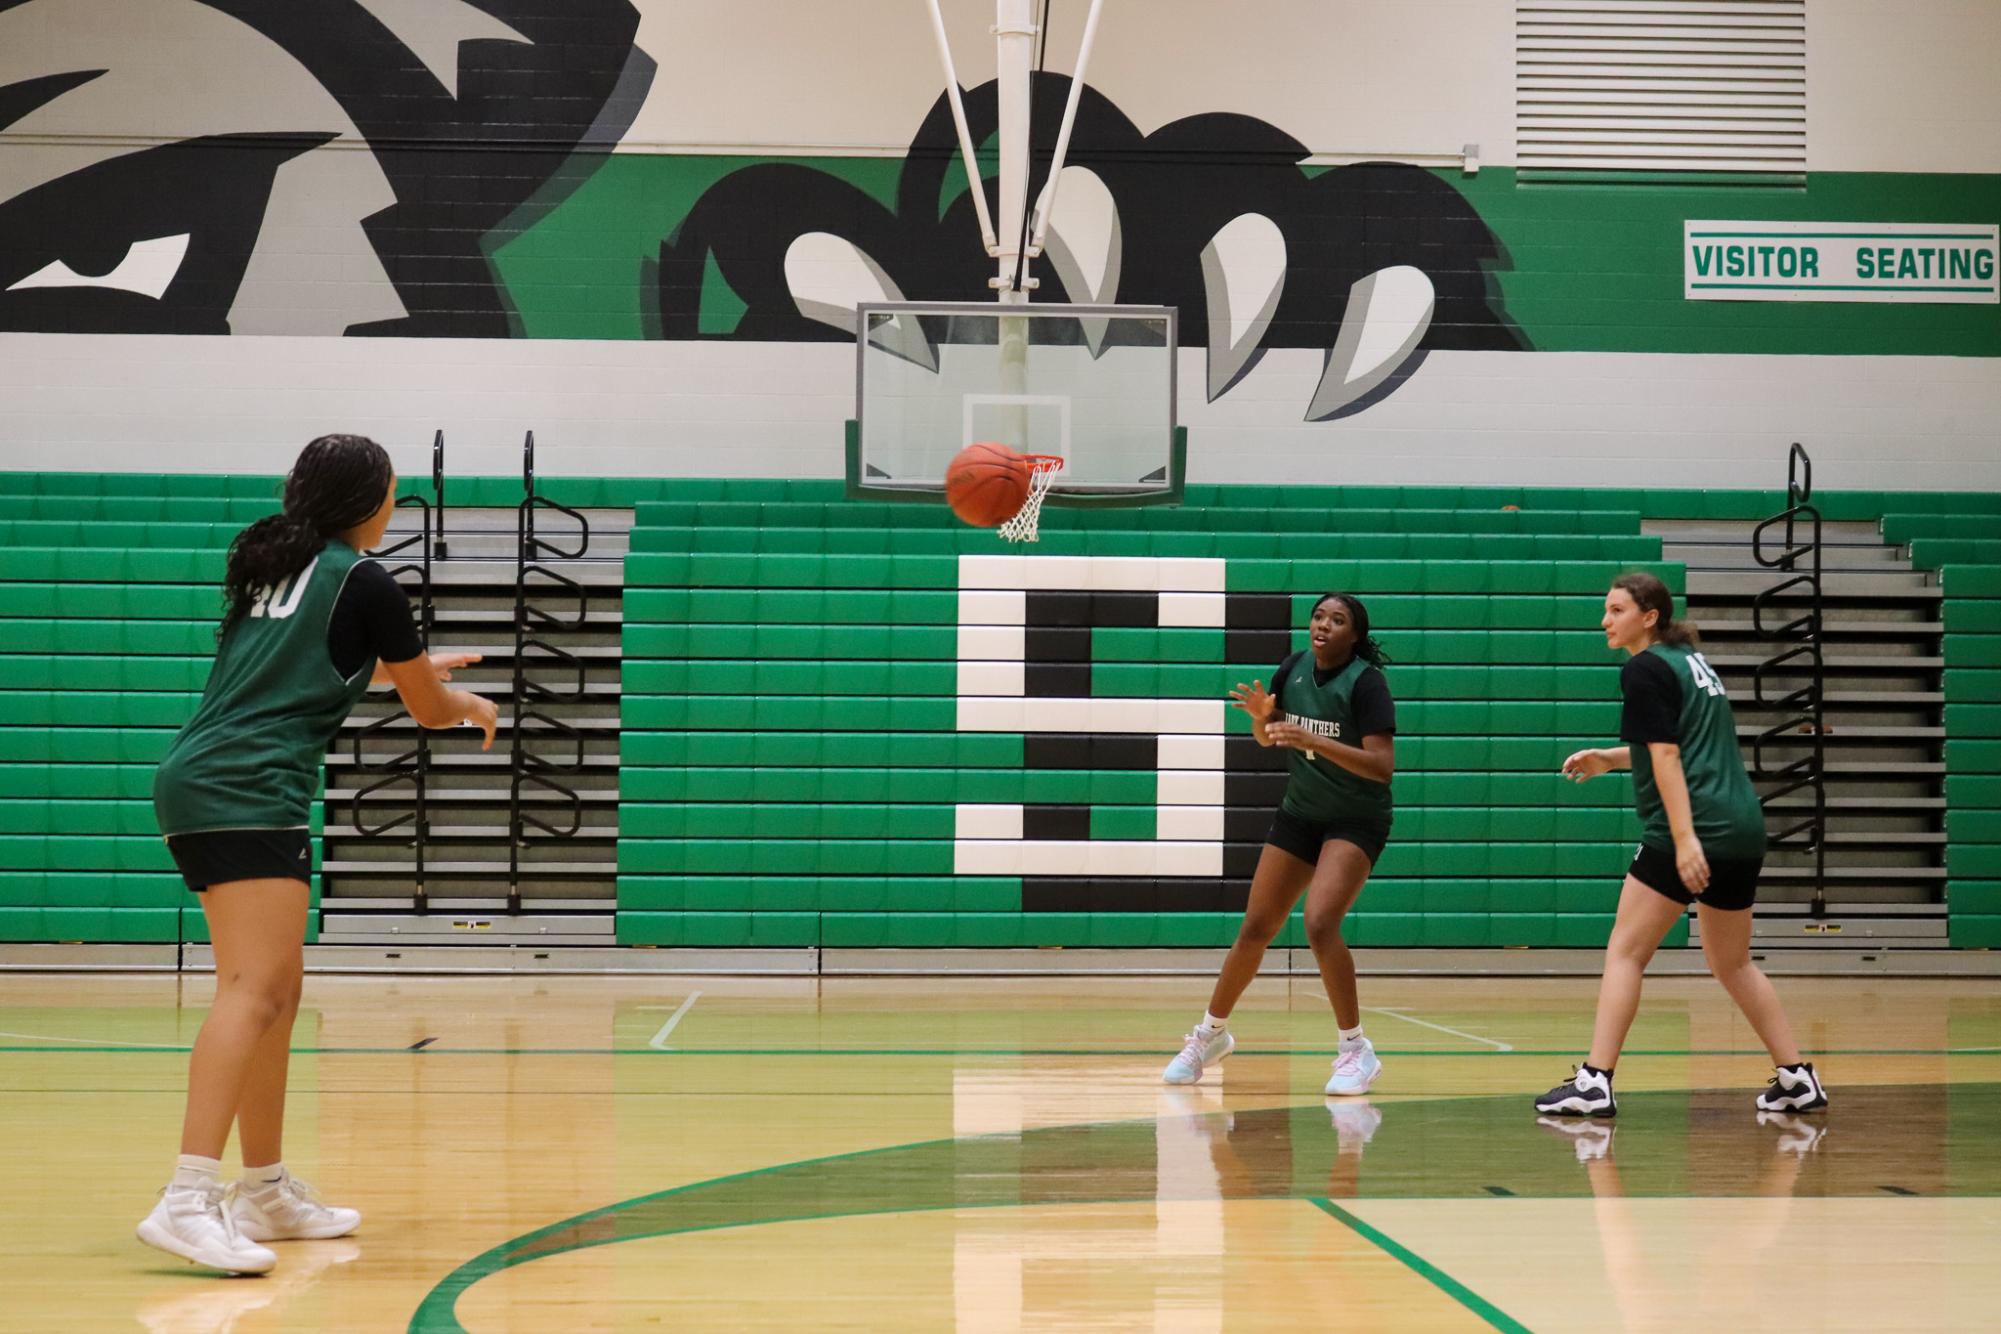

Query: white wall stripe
<box><xmin>1157</xmin><ymin>592</ymin><xmax>1227</xmax><ymax>628</ymax></box>
<box><xmin>1158</xmin><ymin>805</ymin><xmax>1224</xmax><ymax>841</ymax></box>
<box><xmin>957</xmin><ymin>625</ymin><xmax>1026</xmax><ymax>660</ymax></box>
<box><xmin>954</xmin><ymin>840</ymin><xmax>1225</xmax><ymax>877</ymax></box>
<box><xmin>958</xmin><ymin>554</ymin><xmax>1228</xmax><ymax>592</ymax></box>
<box><xmin>956</xmin><ymin>661</ymin><xmax>1025</xmax><ymax>696</ymax></box>
<box><xmin>955</xmin><ymin>804</ymin><xmax>1025</xmax><ymax>839</ymax></box>
<box><xmin>1158</xmin><ymin>735</ymin><xmax>1227</xmax><ymax>769</ymax></box>
<box><xmin>1157</xmin><ymin>771</ymin><xmax>1227</xmax><ymax>804</ymax></box>
<box><xmin>955</xmin><ymin>697</ymin><xmax>1231</xmax><ymax>734</ymax></box>
<box><xmin>956</xmin><ymin>590</ymin><xmax>1027</xmax><ymax>626</ymax></box>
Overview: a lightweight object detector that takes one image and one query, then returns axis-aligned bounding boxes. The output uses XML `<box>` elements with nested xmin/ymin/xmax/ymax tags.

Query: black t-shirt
<box><xmin>328</xmin><ymin>560</ymin><xmax>423</xmax><ymax>680</ymax></box>
<box><xmin>1618</xmin><ymin>651</ymin><xmax>1682</xmax><ymax>745</ymax></box>
<box><xmin>1272</xmin><ymin>655</ymin><xmax>1396</xmax><ymax>738</ymax></box>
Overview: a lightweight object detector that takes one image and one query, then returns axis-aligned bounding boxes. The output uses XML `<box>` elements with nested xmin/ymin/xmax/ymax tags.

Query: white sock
<box><xmin>1339</xmin><ymin>1024</ymin><xmax>1366</xmax><ymax>1046</ymax></box>
<box><xmin>243</xmin><ymin>1162</ymin><xmax>287</xmax><ymax>1190</ymax></box>
<box><xmin>1199</xmin><ymin>1012</ymin><xmax>1228</xmax><ymax>1032</ymax></box>
<box><xmin>171</xmin><ymin>1154</ymin><xmax>222</xmax><ymax>1193</ymax></box>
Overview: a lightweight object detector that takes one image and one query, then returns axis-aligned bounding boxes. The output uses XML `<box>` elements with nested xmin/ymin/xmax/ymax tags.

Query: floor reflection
<box><xmin>430</xmin><ymin>1080</ymin><xmax>1996</xmax><ymax>1326</ymax></box>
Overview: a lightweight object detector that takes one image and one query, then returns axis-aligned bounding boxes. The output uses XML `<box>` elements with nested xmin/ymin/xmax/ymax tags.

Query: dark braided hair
<box><xmin>1311</xmin><ymin>592</ymin><xmax>1390</xmax><ymax>669</ymax></box>
<box><xmin>1610</xmin><ymin>571</ymin><xmax>1699</xmax><ymax>648</ymax></box>
<box><xmin>221</xmin><ymin>434</ymin><xmax>393</xmax><ymax>635</ymax></box>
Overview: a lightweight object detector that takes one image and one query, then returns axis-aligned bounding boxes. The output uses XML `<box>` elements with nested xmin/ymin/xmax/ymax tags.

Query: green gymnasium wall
<box><xmin>3</xmin><ymin>470</ymin><xmax>1999</xmax><ymax>954</ymax></box>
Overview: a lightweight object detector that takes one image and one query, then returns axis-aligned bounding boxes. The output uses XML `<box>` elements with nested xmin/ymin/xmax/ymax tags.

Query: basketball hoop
<box><xmin>999</xmin><ymin>454</ymin><xmax>1064</xmax><ymax>543</ymax></box>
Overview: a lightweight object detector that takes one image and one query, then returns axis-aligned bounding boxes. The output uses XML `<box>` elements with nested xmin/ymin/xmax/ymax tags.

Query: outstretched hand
<box><xmin>430</xmin><ymin>652</ymin><xmax>482</xmax><ymax>681</ymax></box>
<box><xmin>1228</xmin><ymin>679</ymin><xmax>1275</xmax><ymax>720</ymax></box>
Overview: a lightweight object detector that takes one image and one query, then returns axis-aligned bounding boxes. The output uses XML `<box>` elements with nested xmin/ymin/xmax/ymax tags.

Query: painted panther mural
<box><xmin>0</xmin><ymin>0</ymin><xmax>652</xmax><ymax>336</ymax></box>
<box><xmin>655</xmin><ymin>74</ymin><xmax>1524</xmax><ymax>420</ymax></box>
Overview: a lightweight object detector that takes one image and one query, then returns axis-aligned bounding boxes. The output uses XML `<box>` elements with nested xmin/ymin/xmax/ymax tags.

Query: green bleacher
<box><xmin>2</xmin><ymin>468</ymin><xmax>1997</xmax><ymax>955</ymax></box>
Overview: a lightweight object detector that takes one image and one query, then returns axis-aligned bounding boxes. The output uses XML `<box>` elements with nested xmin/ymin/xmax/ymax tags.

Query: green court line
<box><xmin>1310</xmin><ymin>1198</ymin><xmax>1532</xmax><ymax>1333</ymax></box>
<box><xmin>4</xmin><ymin>1044</ymin><xmax>2001</xmax><ymax>1057</ymax></box>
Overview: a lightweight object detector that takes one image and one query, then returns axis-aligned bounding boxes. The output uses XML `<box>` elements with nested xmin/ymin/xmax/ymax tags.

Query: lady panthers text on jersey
<box><xmin>1291</xmin><ymin>716</ymin><xmax>1342</xmax><ymax>740</ymax></box>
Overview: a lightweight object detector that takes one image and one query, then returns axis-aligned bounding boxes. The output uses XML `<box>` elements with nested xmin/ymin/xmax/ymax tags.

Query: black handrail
<box><xmin>354</xmin><ymin>486</ymin><xmax>436</xmax><ymax>912</ymax></box>
<box><xmin>506</xmin><ymin>430</ymin><xmax>589</xmax><ymax>914</ymax></box>
<box><xmin>1749</xmin><ymin>442</ymin><xmax>1826</xmax><ymax>917</ymax></box>
<box><xmin>431</xmin><ymin>429</ymin><xmax>448</xmax><ymax>561</ymax></box>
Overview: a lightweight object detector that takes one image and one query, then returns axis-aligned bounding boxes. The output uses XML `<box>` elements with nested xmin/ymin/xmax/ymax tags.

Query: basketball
<box><xmin>944</xmin><ymin>441</ymin><xmax>1031</xmax><ymax>527</ymax></box>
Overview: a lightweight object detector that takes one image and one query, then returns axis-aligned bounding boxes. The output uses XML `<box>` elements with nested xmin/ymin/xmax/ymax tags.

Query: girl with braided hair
<box><xmin>1164</xmin><ymin>593</ymin><xmax>1397</xmax><ymax>1098</ymax></box>
<box><xmin>139</xmin><ymin>435</ymin><xmax>497</xmax><ymax>1275</ymax></box>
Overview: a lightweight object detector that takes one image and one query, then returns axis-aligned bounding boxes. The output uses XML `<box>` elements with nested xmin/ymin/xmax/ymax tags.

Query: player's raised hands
<box><xmin>1229</xmin><ymin>679</ymin><xmax>1275</xmax><ymax>720</ymax></box>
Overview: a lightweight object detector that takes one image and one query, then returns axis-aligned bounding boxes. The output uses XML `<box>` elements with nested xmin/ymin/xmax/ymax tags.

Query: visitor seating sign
<box><xmin>1685</xmin><ymin>221</ymin><xmax>1998</xmax><ymax>303</ymax></box>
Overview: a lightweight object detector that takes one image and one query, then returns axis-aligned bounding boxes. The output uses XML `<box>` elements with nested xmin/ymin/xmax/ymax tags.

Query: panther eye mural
<box><xmin>0</xmin><ymin>0</ymin><xmax>652</xmax><ymax>337</ymax></box>
<box><xmin>656</xmin><ymin>74</ymin><xmax>1525</xmax><ymax>419</ymax></box>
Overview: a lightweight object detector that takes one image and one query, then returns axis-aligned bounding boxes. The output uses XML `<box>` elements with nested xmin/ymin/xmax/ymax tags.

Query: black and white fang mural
<box><xmin>658</xmin><ymin>76</ymin><xmax>1524</xmax><ymax>420</ymax></box>
<box><xmin>0</xmin><ymin>0</ymin><xmax>651</xmax><ymax>336</ymax></box>
<box><xmin>2</xmin><ymin>10</ymin><xmax>1520</xmax><ymax>421</ymax></box>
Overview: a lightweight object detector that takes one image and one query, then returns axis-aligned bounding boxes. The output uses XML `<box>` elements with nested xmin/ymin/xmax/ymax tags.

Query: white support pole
<box><xmin>925</xmin><ymin>0</ymin><xmax>1000</xmax><ymax>255</ymax></box>
<box><xmin>993</xmin><ymin>0</ymin><xmax>1036</xmax><ymax>298</ymax></box>
<box><xmin>1028</xmin><ymin>0</ymin><xmax>1105</xmax><ymax>253</ymax></box>
<box><xmin>994</xmin><ymin>0</ymin><xmax>1035</xmax><ymax>450</ymax></box>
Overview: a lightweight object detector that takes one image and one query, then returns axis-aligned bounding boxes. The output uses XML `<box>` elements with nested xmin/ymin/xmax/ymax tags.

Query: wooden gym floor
<box><xmin>4</xmin><ymin>972</ymin><xmax>1999</xmax><ymax>1331</ymax></box>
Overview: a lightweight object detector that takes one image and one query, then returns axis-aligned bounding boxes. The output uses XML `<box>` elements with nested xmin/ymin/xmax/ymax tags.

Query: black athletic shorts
<box><xmin>1629</xmin><ymin>842</ymin><xmax>1760</xmax><ymax>912</ymax></box>
<box><xmin>165</xmin><ymin>828</ymin><xmax>313</xmax><ymax>892</ymax></box>
<box><xmin>1267</xmin><ymin>808</ymin><xmax>1390</xmax><ymax>868</ymax></box>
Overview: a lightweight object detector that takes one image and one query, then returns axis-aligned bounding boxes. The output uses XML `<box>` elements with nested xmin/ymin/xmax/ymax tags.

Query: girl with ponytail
<box><xmin>140</xmin><ymin>435</ymin><xmax>499</xmax><ymax>1276</ymax></box>
<box><xmin>1535</xmin><ymin>572</ymin><xmax>1826</xmax><ymax>1122</ymax></box>
<box><xmin>1164</xmin><ymin>592</ymin><xmax>1399</xmax><ymax>1100</ymax></box>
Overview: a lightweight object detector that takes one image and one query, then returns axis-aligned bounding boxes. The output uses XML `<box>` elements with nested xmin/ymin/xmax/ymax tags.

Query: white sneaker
<box><xmin>1325</xmin><ymin>1038</ymin><xmax>1382</xmax><ymax>1096</ymax></box>
<box><xmin>1537</xmin><ymin>1116</ymin><xmax>1614</xmax><ymax>1163</ymax></box>
<box><xmin>1758</xmin><ymin>1110</ymin><xmax>1827</xmax><ymax>1156</ymax></box>
<box><xmin>228</xmin><ymin>1172</ymin><xmax>361</xmax><ymax>1242</ymax></box>
<box><xmin>1329</xmin><ymin>1098</ymin><xmax>1383</xmax><ymax>1149</ymax></box>
<box><xmin>137</xmin><ymin>1184</ymin><xmax>278</xmax><ymax>1275</ymax></box>
<box><xmin>1755</xmin><ymin>1062</ymin><xmax>1829</xmax><ymax>1113</ymax></box>
<box><xmin>1535</xmin><ymin>1065</ymin><xmax>1616</xmax><ymax>1118</ymax></box>
<box><xmin>1162</xmin><ymin>1026</ymin><xmax>1234</xmax><ymax>1084</ymax></box>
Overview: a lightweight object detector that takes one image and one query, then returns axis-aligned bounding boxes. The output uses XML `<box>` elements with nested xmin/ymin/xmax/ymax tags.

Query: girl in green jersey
<box><xmin>139</xmin><ymin>436</ymin><xmax>498</xmax><ymax>1275</ymax></box>
<box><xmin>1164</xmin><ymin>593</ymin><xmax>1396</xmax><ymax>1098</ymax></box>
<box><xmin>1536</xmin><ymin>573</ymin><xmax>1826</xmax><ymax>1121</ymax></box>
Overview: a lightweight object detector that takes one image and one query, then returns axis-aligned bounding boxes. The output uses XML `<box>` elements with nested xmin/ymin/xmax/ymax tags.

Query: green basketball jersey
<box><xmin>1273</xmin><ymin>654</ymin><xmax>1394</xmax><ymax>827</ymax></box>
<box><xmin>1627</xmin><ymin>643</ymin><xmax>1768</xmax><ymax>860</ymax></box>
<box><xmin>153</xmin><ymin>540</ymin><xmax>375</xmax><ymax>837</ymax></box>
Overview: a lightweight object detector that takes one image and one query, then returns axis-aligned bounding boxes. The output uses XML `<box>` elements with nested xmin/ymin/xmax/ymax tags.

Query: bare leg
<box><xmin>235</xmin><ymin>961</ymin><xmax>305</xmax><ymax>1169</ymax></box>
<box><xmin>1204</xmin><ymin>844</ymin><xmax>1315</xmax><ymax>1019</ymax></box>
<box><xmin>1299</xmin><ymin>841</ymin><xmax>1374</xmax><ymax>1030</ymax></box>
<box><xmin>179</xmin><ymin>879</ymin><xmax>310</xmax><ymax>1159</ymax></box>
<box><xmin>1586</xmin><ymin>877</ymin><xmax>1689</xmax><ymax>1071</ymax></box>
<box><xmin>1697</xmin><ymin>901</ymin><xmax>1804</xmax><ymax>1067</ymax></box>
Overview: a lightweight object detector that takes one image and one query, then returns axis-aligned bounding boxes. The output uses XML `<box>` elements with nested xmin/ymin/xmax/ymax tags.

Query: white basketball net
<box><xmin>998</xmin><ymin>457</ymin><xmax>1064</xmax><ymax>543</ymax></box>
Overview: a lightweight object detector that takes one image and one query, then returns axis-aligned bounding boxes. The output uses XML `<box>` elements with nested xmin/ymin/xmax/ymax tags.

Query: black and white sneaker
<box><xmin>1534</xmin><ymin>1065</ymin><xmax>1616</xmax><ymax>1118</ymax></box>
<box><xmin>1537</xmin><ymin>1116</ymin><xmax>1615</xmax><ymax>1162</ymax></box>
<box><xmin>1756</xmin><ymin>1110</ymin><xmax>1827</xmax><ymax>1156</ymax></box>
<box><xmin>1755</xmin><ymin>1062</ymin><xmax>1828</xmax><ymax>1113</ymax></box>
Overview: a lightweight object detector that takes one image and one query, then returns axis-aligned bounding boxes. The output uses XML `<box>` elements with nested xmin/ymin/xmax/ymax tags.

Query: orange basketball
<box><xmin>944</xmin><ymin>441</ymin><xmax>1031</xmax><ymax>528</ymax></box>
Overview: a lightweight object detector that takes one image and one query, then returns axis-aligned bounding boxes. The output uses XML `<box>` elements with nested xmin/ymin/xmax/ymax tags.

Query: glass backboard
<box><xmin>849</xmin><ymin>301</ymin><xmax>1182</xmax><ymax>507</ymax></box>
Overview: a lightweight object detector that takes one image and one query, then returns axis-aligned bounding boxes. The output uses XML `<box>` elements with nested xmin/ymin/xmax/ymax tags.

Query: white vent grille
<box><xmin>1517</xmin><ymin>0</ymin><xmax>1806</xmax><ymax>180</ymax></box>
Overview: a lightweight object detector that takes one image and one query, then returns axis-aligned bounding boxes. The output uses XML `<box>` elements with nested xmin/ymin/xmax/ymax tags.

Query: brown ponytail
<box><xmin>1611</xmin><ymin>571</ymin><xmax>1698</xmax><ymax>647</ymax></box>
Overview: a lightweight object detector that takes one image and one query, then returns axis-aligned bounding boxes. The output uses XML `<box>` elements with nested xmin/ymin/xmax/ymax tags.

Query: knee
<box><xmin>222</xmin><ymin>966</ymin><xmax>301</xmax><ymax>1030</ymax></box>
<box><xmin>1706</xmin><ymin>951</ymin><xmax>1755</xmax><ymax>990</ymax></box>
<box><xmin>1605</xmin><ymin>929</ymin><xmax>1657</xmax><ymax>969</ymax></box>
<box><xmin>1303</xmin><ymin>906</ymin><xmax>1348</xmax><ymax>951</ymax></box>
<box><xmin>1236</xmin><ymin>911</ymin><xmax>1287</xmax><ymax>947</ymax></box>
